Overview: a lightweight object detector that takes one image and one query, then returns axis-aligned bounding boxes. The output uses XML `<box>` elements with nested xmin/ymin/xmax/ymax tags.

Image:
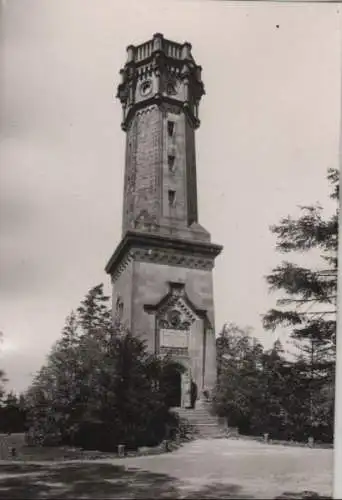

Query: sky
<box><xmin>0</xmin><ymin>0</ymin><xmax>341</xmax><ymax>394</ymax></box>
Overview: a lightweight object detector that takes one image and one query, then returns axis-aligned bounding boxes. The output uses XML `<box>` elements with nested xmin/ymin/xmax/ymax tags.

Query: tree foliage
<box><xmin>25</xmin><ymin>284</ymin><xmax>183</xmax><ymax>451</ymax></box>
<box><xmin>263</xmin><ymin>169</ymin><xmax>338</xmax><ymax>438</ymax></box>
<box><xmin>212</xmin><ymin>325</ymin><xmax>333</xmax><ymax>442</ymax></box>
<box><xmin>263</xmin><ymin>168</ymin><xmax>338</xmax><ymax>375</ymax></box>
<box><xmin>0</xmin><ymin>392</ymin><xmax>27</xmax><ymax>433</ymax></box>
<box><xmin>214</xmin><ymin>324</ymin><xmax>276</xmax><ymax>435</ymax></box>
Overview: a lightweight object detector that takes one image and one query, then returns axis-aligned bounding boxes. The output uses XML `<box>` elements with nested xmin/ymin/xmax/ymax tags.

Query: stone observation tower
<box><xmin>105</xmin><ymin>33</ymin><xmax>223</xmax><ymax>408</ymax></box>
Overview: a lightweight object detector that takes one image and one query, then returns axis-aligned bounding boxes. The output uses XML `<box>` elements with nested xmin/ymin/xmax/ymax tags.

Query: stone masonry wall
<box><xmin>123</xmin><ymin>105</ymin><xmax>163</xmax><ymax>233</ymax></box>
<box><xmin>161</xmin><ymin>110</ymin><xmax>187</xmax><ymax>223</ymax></box>
<box><xmin>111</xmin><ymin>258</ymin><xmax>134</xmax><ymax>330</ymax></box>
<box><xmin>185</xmin><ymin>119</ymin><xmax>198</xmax><ymax>225</ymax></box>
<box><xmin>122</xmin><ymin>104</ymin><xmax>200</xmax><ymax>239</ymax></box>
<box><xmin>130</xmin><ymin>259</ymin><xmax>217</xmax><ymax>392</ymax></box>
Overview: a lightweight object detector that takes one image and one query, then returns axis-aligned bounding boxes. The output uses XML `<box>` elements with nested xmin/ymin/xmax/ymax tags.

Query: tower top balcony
<box><xmin>117</xmin><ymin>34</ymin><xmax>204</xmax><ymax>131</ymax></box>
<box><xmin>125</xmin><ymin>33</ymin><xmax>194</xmax><ymax>65</ymax></box>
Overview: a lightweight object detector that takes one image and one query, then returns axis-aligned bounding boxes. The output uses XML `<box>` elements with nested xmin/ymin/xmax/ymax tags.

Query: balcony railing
<box><xmin>135</xmin><ymin>40</ymin><xmax>153</xmax><ymax>62</ymax></box>
<box><xmin>134</xmin><ymin>38</ymin><xmax>185</xmax><ymax>63</ymax></box>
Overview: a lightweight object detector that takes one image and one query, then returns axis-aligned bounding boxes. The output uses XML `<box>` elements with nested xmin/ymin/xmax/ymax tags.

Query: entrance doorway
<box><xmin>163</xmin><ymin>366</ymin><xmax>182</xmax><ymax>407</ymax></box>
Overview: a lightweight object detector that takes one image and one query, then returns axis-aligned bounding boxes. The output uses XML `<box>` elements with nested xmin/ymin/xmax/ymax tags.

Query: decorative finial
<box><xmin>126</xmin><ymin>44</ymin><xmax>135</xmax><ymax>63</ymax></box>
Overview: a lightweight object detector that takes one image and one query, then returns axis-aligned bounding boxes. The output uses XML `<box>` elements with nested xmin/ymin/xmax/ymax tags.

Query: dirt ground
<box><xmin>0</xmin><ymin>438</ymin><xmax>333</xmax><ymax>499</ymax></box>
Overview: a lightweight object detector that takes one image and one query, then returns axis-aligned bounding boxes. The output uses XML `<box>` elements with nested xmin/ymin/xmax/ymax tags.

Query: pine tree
<box><xmin>25</xmin><ymin>364</ymin><xmax>62</xmax><ymax>445</ymax></box>
<box><xmin>263</xmin><ymin>168</ymin><xmax>338</xmax><ymax>440</ymax></box>
<box><xmin>263</xmin><ymin>168</ymin><xmax>338</xmax><ymax>377</ymax></box>
<box><xmin>256</xmin><ymin>341</ymin><xmax>289</xmax><ymax>437</ymax></box>
<box><xmin>77</xmin><ymin>284</ymin><xmax>112</xmax><ymax>338</ymax></box>
<box><xmin>47</xmin><ymin>312</ymin><xmax>84</xmax><ymax>442</ymax></box>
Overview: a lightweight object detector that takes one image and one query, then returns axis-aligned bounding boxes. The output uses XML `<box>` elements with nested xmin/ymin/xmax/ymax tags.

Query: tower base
<box><xmin>105</xmin><ymin>230</ymin><xmax>222</xmax><ymax>404</ymax></box>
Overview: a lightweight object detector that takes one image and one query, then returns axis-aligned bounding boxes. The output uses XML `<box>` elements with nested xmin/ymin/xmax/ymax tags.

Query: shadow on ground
<box><xmin>0</xmin><ymin>463</ymin><xmax>331</xmax><ymax>499</ymax></box>
<box><xmin>0</xmin><ymin>463</ymin><xmax>252</xmax><ymax>499</ymax></box>
<box><xmin>274</xmin><ymin>493</ymin><xmax>331</xmax><ymax>499</ymax></box>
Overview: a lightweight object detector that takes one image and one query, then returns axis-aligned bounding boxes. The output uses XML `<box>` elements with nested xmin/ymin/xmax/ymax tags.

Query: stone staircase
<box><xmin>172</xmin><ymin>402</ymin><xmax>227</xmax><ymax>439</ymax></box>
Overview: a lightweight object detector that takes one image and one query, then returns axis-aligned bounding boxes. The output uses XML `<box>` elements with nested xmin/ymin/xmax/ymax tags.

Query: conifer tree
<box><xmin>263</xmin><ymin>168</ymin><xmax>338</xmax><ymax>379</ymax></box>
<box><xmin>77</xmin><ymin>283</ymin><xmax>112</xmax><ymax>338</ymax></box>
<box><xmin>263</xmin><ymin>168</ymin><xmax>338</xmax><ymax>440</ymax></box>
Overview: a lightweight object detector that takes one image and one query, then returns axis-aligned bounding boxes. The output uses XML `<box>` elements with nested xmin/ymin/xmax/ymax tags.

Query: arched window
<box><xmin>116</xmin><ymin>297</ymin><xmax>124</xmax><ymax>320</ymax></box>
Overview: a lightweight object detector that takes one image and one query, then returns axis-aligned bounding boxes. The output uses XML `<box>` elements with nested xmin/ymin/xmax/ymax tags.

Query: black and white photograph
<box><xmin>0</xmin><ymin>0</ymin><xmax>341</xmax><ymax>498</ymax></box>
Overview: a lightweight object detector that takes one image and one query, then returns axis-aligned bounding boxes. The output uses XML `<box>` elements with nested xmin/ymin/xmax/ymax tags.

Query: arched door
<box><xmin>164</xmin><ymin>365</ymin><xmax>182</xmax><ymax>408</ymax></box>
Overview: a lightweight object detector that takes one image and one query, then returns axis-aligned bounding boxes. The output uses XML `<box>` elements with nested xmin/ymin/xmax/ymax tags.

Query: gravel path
<box><xmin>0</xmin><ymin>438</ymin><xmax>333</xmax><ymax>499</ymax></box>
<box><xmin>103</xmin><ymin>438</ymin><xmax>333</xmax><ymax>498</ymax></box>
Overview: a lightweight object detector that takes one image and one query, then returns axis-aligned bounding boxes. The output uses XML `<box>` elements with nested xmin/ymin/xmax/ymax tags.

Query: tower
<box><xmin>105</xmin><ymin>34</ymin><xmax>223</xmax><ymax>407</ymax></box>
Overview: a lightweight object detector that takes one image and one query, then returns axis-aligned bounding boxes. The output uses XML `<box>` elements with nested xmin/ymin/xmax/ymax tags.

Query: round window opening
<box><xmin>140</xmin><ymin>80</ymin><xmax>152</xmax><ymax>96</ymax></box>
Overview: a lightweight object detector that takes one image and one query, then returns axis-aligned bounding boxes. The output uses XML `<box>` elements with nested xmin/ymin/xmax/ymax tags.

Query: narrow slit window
<box><xmin>116</xmin><ymin>297</ymin><xmax>121</xmax><ymax>311</ymax></box>
<box><xmin>167</xmin><ymin>121</ymin><xmax>175</xmax><ymax>137</ymax></box>
<box><xmin>115</xmin><ymin>297</ymin><xmax>124</xmax><ymax>320</ymax></box>
<box><xmin>168</xmin><ymin>155</ymin><xmax>175</xmax><ymax>171</ymax></box>
<box><xmin>168</xmin><ymin>190</ymin><xmax>176</xmax><ymax>206</ymax></box>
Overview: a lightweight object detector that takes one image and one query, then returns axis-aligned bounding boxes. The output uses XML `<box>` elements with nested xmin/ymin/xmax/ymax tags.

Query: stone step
<box><xmin>176</xmin><ymin>412</ymin><xmax>217</xmax><ymax>419</ymax></box>
<box><xmin>182</xmin><ymin>421</ymin><xmax>218</xmax><ymax>426</ymax></box>
<box><xmin>197</xmin><ymin>431</ymin><xmax>227</xmax><ymax>438</ymax></box>
<box><xmin>184</xmin><ymin>420</ymin><xmax>219</xmax><ymax>426</ymax></box>
<box><xmin>178</xmin><ymin>413</ymin><xmax>216</xmax><ymax>419</ymax></box>
<box><xmin>175</xmin><ymin>411</ymin><xmax>216</xmax><ymax>418</ymax></box>
<box><xmin>173</xmin><ymin>407</ymin><xmax>212</xmax><ymax>412</ymax></box>
<box><xmin>176</xmin><ymin>407</ymin><xmax>214</xmax><ymax>412</ymax></box>
<box><xmin>172</xmin><ymin>406</ymin><xmax>227</xmax><ymax>439</ymax></box>
<box><xmin>178</xmin><ymin>413</ymin><xmax>217</xmax><ymax>418</ymax></box>
<box><xmin>193</xmin><ymin>423</ymin><xmax>219</xmax><ymax>427</ymax></box>
<box><xmin>173</xmin><ymin>410</ymin><xmax>217</xmax><ymax>418</ymax></box>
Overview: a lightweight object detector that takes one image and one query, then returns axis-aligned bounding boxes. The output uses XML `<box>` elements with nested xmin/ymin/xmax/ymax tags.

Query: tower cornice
<box><xmin>119</xmin><ymin>96</ymin><xmax>201</xmax><ymax>131</ymax></box>
<box><xmin>105</xmin><ymin>231</ymin><xmax>223</xmax><ymax>280</ymax></box>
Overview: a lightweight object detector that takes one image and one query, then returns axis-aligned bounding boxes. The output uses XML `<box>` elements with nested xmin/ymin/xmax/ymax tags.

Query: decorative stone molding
<box><xmin>111</xmin><ymin>251</ymin><xmax>134</xmax><ymax>283</ymax></box>
<box><xmin>134</xmin><ymin>105</ymin><xmax>158</xmax><ymax>117</ymax></box>
<box><xmin>144</xmin><ymin>282</ymin><xmax>206</xmax><ymax>358</ymax></box>
<box><xmin>132</xmin><ymin>247</ymin><xmax>213</xmax><ymax>270</ymax></box>
<box><xmin>158</xmin><ymin>304</ymin><xmax>195</xmax><ymax>330</ymax></box>
<box><xmin>157</xmin><ymin>289</ymin><xmax>197</xmax><ymax>323</ymax></box>
<box><xmin>106</xmin><ymin>231</ymin><xmax>222</xmax><ymax>282</ymax></box>
<box><xmin>111</xmin><ymin>248</ymin><xmax>213</xmax><ymax>282</ymax></box>
<box><xmin>147</xmin><ymin>282</ymin><xmax>199</xmax><ymax>356</ymax></box>
<box><xmin>136</xmin><ymin>64</ymin><xmax>154</xmax><ymax>78</ymax></box>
